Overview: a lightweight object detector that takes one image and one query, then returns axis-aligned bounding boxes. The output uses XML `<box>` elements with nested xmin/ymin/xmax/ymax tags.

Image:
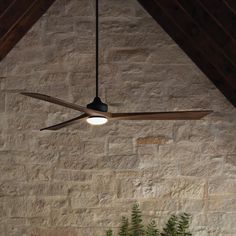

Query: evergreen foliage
<box><xmin>145</xmin><ymin>220</ymin><xmax>160</xmax><ymax>236</ymax></box>
<box><xmin>106</xmin><ymin>229</ymin><xmax>113</xmax><ymax>236</ymax></box>
<box><xmin>104</xmin><ymin>204</ymin><xmax>192</xmax><ymax>236</ymax></box>
<box><xmin>161</xmin><ymin>213</ymin><xmax>192</xmax><ymax>236</ymax></box>
<box><xmin>118</xmin><ymin>217</ymin><xmax>129</xmax><ymax>236</ymax></box>
<box><xmin>161</xmin><ymin>215</ymin><xmax>178</xmax><ymax>236</ymax></box>
<box><xmin>130</xmin><ymin>203</ymin><xmax>145</xmax><ymax>236</ymax></box>
<box><xmin>176</xmin><ymin>213</ymin><xmax>192</xmax><ymax>236</ymax></box>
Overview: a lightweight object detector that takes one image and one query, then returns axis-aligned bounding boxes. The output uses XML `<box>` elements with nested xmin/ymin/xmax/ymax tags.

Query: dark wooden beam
<box><xmin>0</xmin><ymin>0</ymin><xmax>56</xmax><ymax>61</ymax></box>
<box><xmin>178</xmin><ymin>0</ymin><xmax>236</xmax><ymax>68</ymax></box>
<box><xmin>0</xmin><ymin>0</ymin><xmax>35</xmax><ymax>39</ymax></box>
<box><xmin>156</xmin><ymin>0</ymin><xmax>236</xmax><ymax>90</ymax></box>
<box><xmin>224</xmin><ymin>0</ymin><xmax>236</xmax><ymax>14</ymax></box>
<box><xmin>199</xmin><ymin>0</ymin><xmax>236</xmax><ymax>41</ymax></box>
<box><xmin>137</xmin><ymin>0</ymin><xmax>236</xmax><ymax>107</ymax></box>
<box><xmin>0</xmin><ymin>0</ymin><xmax>15</xmax><ymax>15</ymax></box>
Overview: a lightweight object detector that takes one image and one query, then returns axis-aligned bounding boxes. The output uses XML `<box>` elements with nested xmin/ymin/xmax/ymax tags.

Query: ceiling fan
<box><xmin>21</xmin><ymin>0</ymin><xmax>212</xmax><ymax>131</ymax></box>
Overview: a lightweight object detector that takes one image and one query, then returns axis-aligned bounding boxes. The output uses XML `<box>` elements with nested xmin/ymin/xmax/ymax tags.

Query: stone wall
<box><xmin>0</xmin><ymin>0</ymin><xmax>236</xmax><ymax>235</ymax></box>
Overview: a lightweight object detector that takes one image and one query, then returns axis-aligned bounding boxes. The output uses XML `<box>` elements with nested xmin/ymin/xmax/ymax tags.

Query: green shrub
<box><xmin>105</xmin><ymin>204</ymin><xmax>192</xmax><ymax>236</ymax></box>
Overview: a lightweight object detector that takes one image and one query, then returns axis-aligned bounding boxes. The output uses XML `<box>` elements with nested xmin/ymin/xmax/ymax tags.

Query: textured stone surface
<box><xmin>0</xmin><ymin>0</ymin><xmax>235</xmax><ymax>235</ymax></box>
<box><xmin>137</xmin><ymin>136</ymin><xmax>171</xmax><ymax>145</ymax></box>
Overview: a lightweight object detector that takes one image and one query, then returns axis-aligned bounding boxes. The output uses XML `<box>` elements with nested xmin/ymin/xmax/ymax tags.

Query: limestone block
<box><xmin>31</xmin><ymin>228</ymin><xmax>78</xmax><ymax>236</ymax></box>
<box><xmin>89</xmin><ymin>122</ymin><xmax>117</xmax><ymax>138</ymax></box>
<box><xmin>92</xmin><ymin>206</ymin><xmax>129</xmax><ymax>230</ymax></box>
<box><xmin>28</xmin><ymin>182</ymin><xmax>73</xmax><ymax>197</ymax></box>
<box><xmin>74</xmin><ymin>20</ymin><xmax>95</xmax><ymax>38</ymax></box>
<box><xmin>0</xmin><ymin>198</ymin><xmax>7</xmax><ymax>219</ymax></box>
<box><xmin>208</xmin><ymin>196</ymin><xmax>236</xmax><ymax>212</ymax></box>
<box><xmin>58</xmin><ymin>154</ymin><xmax>98</xmax><ymax>170</ymax></box>
<box><xmin>101</xmin><ymin>18</ymin><xmax>160</xmax><ymax>35</ymax></box>
<box><xmin>117</xmin><ymin>178</ymin><xmax>135</xmax><ymax>198</ymax></box>
<box><xmin>76</xmin><ymin>227</ymin><xmax>106</xmax><ymax>236</ymax></box>
<box><xmin>36</xmin><ymin>133</ymin><xmax>85</xmax><ymax>152</ymax></box>
<box><xmin>178</xmin><ymin>157</ymin><xmax>223</xmax><ymax>177</ymax></box>
<box><xmin>7</xmin><ymin>197</ymin><xmax>28</xmax><ymax>217</ymax></box>
<box><xmin>84</xmin><ymin>141</ymin><xmax>105</xmax><ymax>156</ymax></box>
<box><xmin>139</xmin><ymin>154</ymin><xmax>159</xmax><ymax>170</ymax></box>
<box><xmin>137</xmin><ymin>145</ymin><xmax>157</xmax><ymax>156</ymax></box>
<box><xmin>27</xmin><ymin>217</ymin><xmax>50</xmax><ymax>227</ymax></box>
<box><xmin>209</xmin><ymin>177</ymin><xmax>236</xmax><ymax>195</ymax></box>
<box><xmin>98</xmin><ymin>155</ymin><xmax>139</xmax><ymax>169</ymax></box>
<box><xmin>179</xmin><ymin>199</ymin><xmax>205</xmax><ymax>213</ymax></box>
<box><xmin>224</xmin><ymin>154</ymin><xmax>236</xmax><ymax>178</ymax></box>
<box><xmin>71</xmin><ymin>184</ymin><xmax>98</xmax><ymax>209</ymax></box>
<box><xmin>51</xmin><ymin>209</ymin><xmax>77</xmax><ymax>227</ymax></box>
<box><xmin>222</xmin><ymin>213</ymin><xmax>236</xmax><ymax>231</ymax></box>
<box><xmin>7</xmin><ymin>113</ymin><xmax>48</xmax><ymax>131</ymax></box>
<box><xmin>102</xmin><ymin>33</ymin><xmax>173</xmax><ymax>49</ymax></box>
<box><xmin>6</xmin><ymin>93</ymin><xmax>47</xmax><ymax>114</ymax></box>
<box><xmin>45</xmin><ymin>16</ymin><xmax>74</xmax><ymax>33</ymax></box>
<box><xmin>141</xmin><ymin>198</ymin><xmax>178</xmax><ymax>211</ymax></box>
<box><xmin>92</xmin><ymin>173</ymin><xmax>116</xmax><ymax>192</ymax></box>
<box><xmin>65</xmin><ymin>0</ymin><xmax>93</xmax><ymax>16</ymax></box>
<box><xmin>100</xmin><ymin>0</ymin><xmax>134</xmax><ymax>17</ymax></box>
<box><xmin>173</xmin><ymin>123</ymin><xmax>215</xmax><ymax>142</ymax></box>
<box><xmin>74</xmin><ymin>208</ymin><xmax>94</xmax><ymax>227</ymax></box>
<box><xmin>5</xmin><ymin>48</ymin><xmax>44</xmax><ymax>65</ymax></box>
<box><xmin>27</xmin><ymin>198</ymin><xmax>51</xmax><ymax>217</ymax></box>
<box><xmin>201</xmin><ymin>141</ymin><xmax>229</xmax><ymax>157</ymax></box>
<box><xmin>42</xmin><ymin>0</ymin><xmax>64</xmax><ymax>17</ymax></box>
<box><xmin>0</xmin><ymin>164</ymin><xmax>26</xmax><ymax>181</ymax></box>
<box><xmin>0</xmin><ymin>181</ymin><xmax>28</xmax><ymax>197</ymax></box>
<box><xmin>226</xmin><ymin>154</ymin><xmax>236</xmax><ymax>166</ymax></box>
<box><xmin>116</xmin><ymin>170</ymin><xmax>140</xmax><ymax>179</ymax></box>
<box><xmin>4</xmin><ymin>223</ymin><xmax>30</xmax><ymax>236</ymax></box>
<box><xmin>157</xmin><ymin>160</ymin><xmax>179</xmax><ymax>176</ymax></box>
<box><xmin>17</xmin><ymin>29</ymin><xmax>42</xmax><ymax>48</ymax></box>
<box><xmin>159</xmin><ymin>140</ymin><xmax>203</xmax><ymax>160</ymax></box>
<box><xmin>116</xmin><ymin>122</ymin><xmax>153</xmax><ymax>137</ymax></box>
<box><xmin>137</xmin><ymin>136</ymin><xmax>171</xmax><ymax>145</ymax></box>
<box><xmin>26</xmin><ymin>164</ymin><xmax>52</xmax><ymax>181</ymax></box>
<box><xmin>153</xmin><ymin>177</ymin><xmax>205</xmax><ymax>199</ymax></box>
<box><xmin>148</xmin><ymin>45</ymin><xmax>192</xmax><ymax>64</ymax></box>
<box><xmin>27</xmin><ymin>149</ymin><xmax>59</xmax><ymax>164</ymax></box>
<box><xmin>108</xmin><ymin>137</ymin><xmax>134</xmax><ymax>155</ymax></box>
<box><xmin>107</xmin><ymin>48</ymin><xmax>150</xmax><ymax>63</ymax></box>
<box><xmin>53</xmin><ymin>169</ymin><xmax>92</xmax><ymax>182</ymax></box>
<box><xmin>0</xmin><ymin>92</ymin><xmax>5</xmax><ymax>113</ymax></box>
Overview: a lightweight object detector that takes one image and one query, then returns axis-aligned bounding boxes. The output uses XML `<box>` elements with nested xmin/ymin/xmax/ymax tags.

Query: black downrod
<box><xmin>96</xmin><ymin>0</ymin><xmax>99</xmax><ymax>97</ymax></box>
<box><xmin>86</xmin><ymin>0</ymin><xmax>108</xmax><ymax>112</ymax></box>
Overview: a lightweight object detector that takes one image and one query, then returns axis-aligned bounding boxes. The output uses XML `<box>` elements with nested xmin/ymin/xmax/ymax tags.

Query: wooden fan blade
<box><xmin>40</xmin><ymin>114</ymin><xmax>88</xmax><ymax>131</ymax></box>
<box><xmin>21</xmin><ymin>92</ymin><xmax>111</xmax><ymax>117</ymax></box>
<box><xmin>110</xmin><ymin>110</ymin><xmax>213</xmax><ymax>120</ymax></box>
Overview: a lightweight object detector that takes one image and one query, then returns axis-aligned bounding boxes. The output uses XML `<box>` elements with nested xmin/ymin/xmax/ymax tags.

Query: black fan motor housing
<box><xmin>87</xmin><ymin>97</ymin><xmax>108</xmax><ymax>112</ymax></box>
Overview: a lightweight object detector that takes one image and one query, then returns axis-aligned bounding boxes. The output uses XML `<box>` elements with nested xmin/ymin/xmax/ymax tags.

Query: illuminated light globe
<box><xmin>86</xmin><ymin>116</ymin><xmax>108</xmax><ymax>125</ymax></box>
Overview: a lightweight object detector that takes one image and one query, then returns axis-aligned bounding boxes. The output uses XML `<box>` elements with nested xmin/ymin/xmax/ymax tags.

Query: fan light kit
<box><xmin>20</xmin><ymin>0</ymin><xmax>212</xmax><ymax>131</ymax></box>
<box><xmin>86</xmin><ymin>117</ymin><xmax>108</xmax><ymax>125</ymax></box>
